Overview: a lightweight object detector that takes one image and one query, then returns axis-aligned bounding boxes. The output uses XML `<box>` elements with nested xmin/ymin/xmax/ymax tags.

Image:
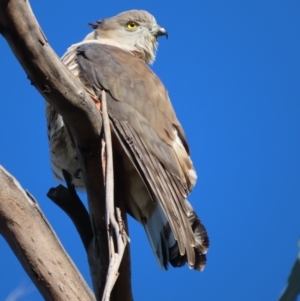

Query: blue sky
<box><xmin>1</xmin><ymin>1</ymin><xmax>300</xmax><ymax>300</ymax></box>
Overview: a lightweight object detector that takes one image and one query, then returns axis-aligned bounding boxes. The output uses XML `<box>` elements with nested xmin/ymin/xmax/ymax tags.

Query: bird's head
<box><xmin>86</xmin><ymin>10</ymin><xmax>168</xmax><ymax>64</ymax></box>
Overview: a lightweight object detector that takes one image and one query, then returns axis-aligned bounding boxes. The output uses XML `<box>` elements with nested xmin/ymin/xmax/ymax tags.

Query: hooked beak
<box><xmin>151</xmin><ymin>25</ymin><xmax>168</xmax><ymax>39</ymax></box>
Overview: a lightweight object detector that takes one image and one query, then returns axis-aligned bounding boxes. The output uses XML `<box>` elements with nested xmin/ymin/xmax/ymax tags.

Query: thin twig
<box><xmin>101</xmin><ymin>89</ymin><xmax>115</xmax><ymax>258</ymax></box>
<box><xmin>101</xmin><ymin>90</ymin><xmax>129</xmax><ymax>301</ymax></box>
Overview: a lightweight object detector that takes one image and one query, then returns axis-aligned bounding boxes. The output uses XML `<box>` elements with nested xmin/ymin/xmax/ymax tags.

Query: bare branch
<box><xmin>0</xmin><ymin>0</ymin><xmax>133</xmax><ymax>300</ymax></box>
<box><xmin>47</xmin><ymin>172</ymin><xmax>93</xmax><ymax>252</ymax></box>
<box><xmin>0</xmin><ymin>166</ymin><xmax>96</xmax><ymax>301</ymax></box>
<box><xmin>0</xmin><ymin>0</ymin><xmax>107</xmax><ymax>297</ymax></box>
<box><xmin>0</xmin><ymin>0</ymin><xmax>132</xmax><ymax>301</ymax></box>
<box><xmin>101</xmin><ymin>91</ymin><xmax>130</xmax><ymax>301</ymax></box>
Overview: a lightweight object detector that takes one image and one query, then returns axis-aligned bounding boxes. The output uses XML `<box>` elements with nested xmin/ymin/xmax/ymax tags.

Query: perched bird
<box><xmin>46</xmin><ymin>10</ymin><xmax>209</xmax><ymax>271</ymax></box>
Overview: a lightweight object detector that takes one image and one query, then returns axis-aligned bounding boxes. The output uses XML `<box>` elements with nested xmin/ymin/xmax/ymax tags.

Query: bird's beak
<box><xmin>151</xmin><ymin>25</ymin><xmax>168</xmax><ymax>39</ymax></box>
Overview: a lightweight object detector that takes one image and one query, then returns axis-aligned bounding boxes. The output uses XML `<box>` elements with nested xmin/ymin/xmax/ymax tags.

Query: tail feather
<box><xmin>187</xmin><ymin>200</ymin><xmax>209</xmax><ymax>255</ymax></box>
<box><xmin>143</xmin><ymin>201</ymin><xmax>209</xmax><ymax>271</ymax></box>
<box><xmin>169</xmin><ymin>201</ymin><xmax>209</xmax><ymax>271</ymax></box>
<box><xmin>142</xmin><ymin>204</ymin><xmax>176</xmax><ymax>269</ymax></box>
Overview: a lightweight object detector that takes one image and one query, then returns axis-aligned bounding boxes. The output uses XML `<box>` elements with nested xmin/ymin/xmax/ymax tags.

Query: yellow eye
<box><xmin>126</xmin><ymin>21</ymin><xmax>139</xmax><ymax>30</ymax></box>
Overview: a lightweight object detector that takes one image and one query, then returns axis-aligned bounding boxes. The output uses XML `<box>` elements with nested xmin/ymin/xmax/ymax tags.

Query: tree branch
<box><xmin>47</xmin><ymin>169</ymin><xmax>93</xmax><ymax>252</ymax></box>
<box><xmin>278</xmin><ymin>241</ymin><xmax>300</xmax><ymax>301</ymax></box>
<box><xmin>0</xmin><ymin>166</ymin><xmax>96</xmax><ymax>301</ymax></box>
<box><xmin>0</xmin><ymin>0</ymin><xmax>133</xmax><ymax>300</ymax></box>
<box><xmin>101</xmin><ymin>90</ymin><xmax>130</xmax><ymax>301</ymax></box>
<box><xmin>0</xmin><ymin>0</ymin><xmax>106</xmax><ymax>297</ymax></box>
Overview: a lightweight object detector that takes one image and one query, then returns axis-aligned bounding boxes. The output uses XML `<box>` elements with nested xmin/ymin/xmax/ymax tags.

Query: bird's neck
<box><xmin>84</xmin><ymin>31</ymin><xmax>149</xmax><ymax>63</ymax></box>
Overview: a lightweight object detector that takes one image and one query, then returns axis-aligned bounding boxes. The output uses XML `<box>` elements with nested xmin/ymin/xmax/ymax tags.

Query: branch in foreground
<box><xmin>0</xmin><ymin>0</ymin><xmax>106</xmax><ymax>295</ymax></box>
<box><xmin>101</xmin><ymin>90</ymin><xmax>130</xmax><ymax>301</ymax></box>
<box><xmin>0</xmin><ymin>165</ymin><xmax>96</xmax><ymax>301</ymax></box>
<box><xmin>0</xmin><ymin>0</ymin><xmax>133</xmax><ymax>300</ymax></box>
<box><xmin>47</xmin><ymin>172</ymin><xmax>133</xmax><ymax>301</ymax></box>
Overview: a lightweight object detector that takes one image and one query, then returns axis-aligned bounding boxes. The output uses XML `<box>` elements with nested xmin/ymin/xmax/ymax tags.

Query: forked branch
<box><xmin>0</xmin><ymin>0</ymin><xmax>133</xmax><ymax>300</ymax></box>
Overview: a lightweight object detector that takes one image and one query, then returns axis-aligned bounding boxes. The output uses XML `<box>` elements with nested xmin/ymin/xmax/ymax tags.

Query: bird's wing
<box><xmin>73</xmin><ymin>42</ymin><xmax>208</xmax><ymax>270</ymax></box>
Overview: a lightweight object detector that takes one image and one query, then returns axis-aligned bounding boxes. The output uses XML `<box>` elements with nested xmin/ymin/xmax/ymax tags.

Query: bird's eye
<box><xmin>126</xmin><ymin>21</ymin><xmax>139</xmax><ymax>30</ymax></box>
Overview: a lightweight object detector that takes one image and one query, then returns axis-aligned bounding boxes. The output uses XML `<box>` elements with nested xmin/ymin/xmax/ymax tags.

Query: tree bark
<box><xmin>0</xmin><ymin>166</ymin><xmax>96</xmax><ymax>301</ymax></box>
<box><xmin>0</xmin><ymin>0</ymin><xmax>133</xmax><ymax>300</ymax></box>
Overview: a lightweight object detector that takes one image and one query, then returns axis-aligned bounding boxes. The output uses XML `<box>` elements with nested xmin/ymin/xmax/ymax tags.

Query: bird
<box><xmin>46</xmin><ymin>10</ymin><xmax>209</xmax><ymax>271</ymax></box>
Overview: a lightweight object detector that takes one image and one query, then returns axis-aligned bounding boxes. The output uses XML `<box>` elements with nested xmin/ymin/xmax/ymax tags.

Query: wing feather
<box><xmin>74</xmin><ymin>42</ymin><xmax>209</xmax><ymax>270</ymax></box>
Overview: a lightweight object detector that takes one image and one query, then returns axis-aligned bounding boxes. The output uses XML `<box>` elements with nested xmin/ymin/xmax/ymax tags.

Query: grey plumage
<box><xmin>46</xmin><ymin>10</ymin><xmax>209</xmax><ymax>271</ymax></box>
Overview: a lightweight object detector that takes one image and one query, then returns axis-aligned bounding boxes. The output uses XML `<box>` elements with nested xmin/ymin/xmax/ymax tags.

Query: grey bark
<box><xmin>0</xmin><ymin>166</ymin><xmax>96</xmax><ymax>301</ymax></box>
<box><xmin>0</xmin><ymin>0</ymin><xmax>133</xmax><ymax>300</ymax></box>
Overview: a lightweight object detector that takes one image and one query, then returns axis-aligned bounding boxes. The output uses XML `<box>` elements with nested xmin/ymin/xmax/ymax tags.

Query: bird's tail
<box><xmin>143</xmin><ymin>200</ymin><xmax>209</xmax><ymax>271</ymax></box>
<box><xmin>169</xmin><ymin>200</ymin><xmax>209</xmax><ymax>271</ymax></box>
